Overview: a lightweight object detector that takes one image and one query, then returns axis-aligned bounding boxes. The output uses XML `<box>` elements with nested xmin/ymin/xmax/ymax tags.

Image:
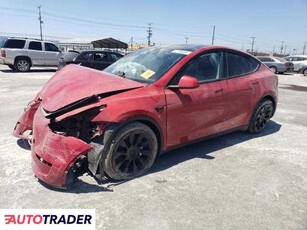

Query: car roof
<box><xmin>285</xmin><ymin>55</ymin><xmax>307</xmax><ymax>58</ymax></box>
<box><xmin>158</xmin><ymin>44</ymin><xmax>209</xmax><ymax>52</ymax></box>
<box><xmin>80</xmin><ymin>50</ymin><xmax>121</xmax><ymax>53</ymax></box>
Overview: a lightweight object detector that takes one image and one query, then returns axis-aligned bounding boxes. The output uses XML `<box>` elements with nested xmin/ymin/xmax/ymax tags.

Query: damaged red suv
<box><xmin>13</xmin><ymin>45</ymin><xmax>278</xmax><ymax>188</ymax></box>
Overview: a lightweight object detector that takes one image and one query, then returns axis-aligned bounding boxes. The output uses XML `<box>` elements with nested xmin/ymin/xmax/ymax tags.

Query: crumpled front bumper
<box><xmin>31</xmin><ymin>109</ymin><xmax>92</xmax><ymax>188</ymax></box>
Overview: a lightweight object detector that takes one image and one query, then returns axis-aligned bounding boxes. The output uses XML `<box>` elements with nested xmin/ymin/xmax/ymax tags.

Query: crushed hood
<box><xmin>39</xmin><ymin>65</ymin><xmax>145</xmax><ymax>111</ymax></box>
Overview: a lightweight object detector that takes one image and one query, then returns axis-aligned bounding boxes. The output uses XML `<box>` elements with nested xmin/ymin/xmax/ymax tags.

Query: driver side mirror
<box><xmin>168</xmin><ymin>75</ymin><xmax>200</xmax><ymax>89</ymax></box>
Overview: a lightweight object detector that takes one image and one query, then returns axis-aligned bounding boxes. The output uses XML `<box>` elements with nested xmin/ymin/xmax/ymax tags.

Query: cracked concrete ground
<box><xmin>0</xmin><ymin>65</ymin><xmax>306</xmax><ymax>230</ymax></box>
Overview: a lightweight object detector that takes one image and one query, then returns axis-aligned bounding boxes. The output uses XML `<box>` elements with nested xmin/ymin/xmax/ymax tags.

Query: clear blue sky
<box><xmin>0</xmin><ymin>0</ymin><xmax>306</xmax><ymax>54</ymax></box>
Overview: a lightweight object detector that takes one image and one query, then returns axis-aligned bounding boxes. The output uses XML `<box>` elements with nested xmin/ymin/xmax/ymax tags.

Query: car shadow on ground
<box><xmin>18</xmin><ymin>120</ymin><xmax>282</xmax><ymax>193</ymax></box>
<box><xmin>151</xmin><ymin>120</ymin><xmax>281</xmax><ymax>174</ymax></box>
<box><xmin>0</xmin><ymin>69</ymin><xmax>56</xmax><ymax>73</ymax></box>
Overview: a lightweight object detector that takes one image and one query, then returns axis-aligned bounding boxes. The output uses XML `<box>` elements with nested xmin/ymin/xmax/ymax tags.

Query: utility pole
<box><xmin>130</xmin><ymin>37</ymin><xmax>133</xmax><ymax>49</ymax></box>
<box><xmin>147</xmin><ymin>23</ymin><xmax>153</xmax><ymax>47</ymax></box>
<box><xmin>251</xmin><ymin>37</ymin><xmax>256</xmax><ymax>54</ymax></box>
<box><xmin>284</xmin><ymin>44</ymin><xmax>287</xmax><ymax>56</ymax></box>
<box><xmin>38</xmin><ymin>6</ymin><xmax>43</xmax><ymax>40</ymax></box>
<box><xmin>272</xmin><ymin>46</ymin><xmax>275</xmax><ymax>55</ymax></box>
<box><xmin>185</xmin><ymin>37</ymin><xmax>189</xmax><ymax>44</ymax></box>
<box><xmin>211</xmin><ymin>25</ymin><xmax>215</xmax><ymax>45</ymax></box>
<box><xmin>303</xmin><ymin>42</ymin><xmax>306</xmax><ymax>55</ymax></box>
<box><xmin>280</xmin><ymin>41</ymin><xmax>284</xmax><ymax>55</ymax></box>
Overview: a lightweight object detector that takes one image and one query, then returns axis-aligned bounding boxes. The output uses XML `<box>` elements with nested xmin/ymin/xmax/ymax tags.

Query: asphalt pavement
<box><xmin>0</xmin><ymin>65</ymin><xmax>306</xmax><ymax>230</ymax></box>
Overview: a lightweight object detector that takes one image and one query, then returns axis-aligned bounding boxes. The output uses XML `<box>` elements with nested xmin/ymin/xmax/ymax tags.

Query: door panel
<box><xmin>27</xmin><ymin>50</ymin><xmax>44</xmax><ymax>65</ymax></box>
<box><xmin>221</xmin><ymin>51</ymin><xmax>262</xmax><ymax>130</ymax></box>
<box><xmin>44</xmin><ymin>43</ymin><xmax>61</xmax><ymax>66</ymax></box>
<box><xmin>222</xmin><ymin>75</ymin><xmax>256</xmax><ymax>129</ymax></box>
<box><xmin>165</xmin><ymin>81</ymin><xmax>228</xmax><ymax>147</ymax></box>
<box><xmin>44</xmin><ymin>51</ymin><xmax>61</xmax><ymax>66</ymax></box>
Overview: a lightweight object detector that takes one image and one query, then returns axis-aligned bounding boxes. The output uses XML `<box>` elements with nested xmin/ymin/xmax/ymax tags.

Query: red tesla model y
<box><xmin>13</xmin><ymin>45</ymin><xmax>278</xmax><ymax>188</ymax></box>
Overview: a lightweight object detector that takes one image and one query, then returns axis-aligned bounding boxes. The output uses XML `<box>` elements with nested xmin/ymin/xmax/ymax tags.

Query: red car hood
<box><xmin>39</xmin><ymin>65</ymin><xmax>145</xmax><ymax>111</ymax></box>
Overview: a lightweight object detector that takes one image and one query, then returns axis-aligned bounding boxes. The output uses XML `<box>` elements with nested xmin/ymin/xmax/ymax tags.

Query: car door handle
<box><xmin>252</xmin><ymin>81</ymin><xmax>259</xmax><ymax>85</ymax></box>
<box><xmin>215</xmin><ymin>89</ymin><xmax>224</xmax><ymax>93</ymax></box>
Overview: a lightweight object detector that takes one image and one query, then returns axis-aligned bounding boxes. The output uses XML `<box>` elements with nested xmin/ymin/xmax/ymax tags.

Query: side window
<box><xmin>4</xmin><ymin>39</ymin><xmax>26</xmax><ymax>49</ymax></box>
<box><xmin>45</xmin><ymin>43</ymin><xmax>59</xmax><ymax>52</ymax></box>
<box><xmin>94</xmin><ymin>52</ymin><xmax>107</xmax><ymax>61</ymax></box>
<box><xmin>77</xmin><ymin>52</ymin><xmax>93</xmax><ymax>61</ymax></box>
<box><xmin>258</xmin><ymin>57</ymin><xmax>270</xmax><ymax>62</ymax></box>
<box><xmin>171</xmin><ymin>52</ymin><xmax>222</xmax><ymax>84</ymax></box>
<box><xmin>226</xmin><ymin>52</ymin><xmax>259</xmax><ymax>78</ymax></box>
<box><xmin>109</xmin><ymin>53</ymin><xmax>121</xmax><ymax>61</ymax></box>
<box><xmin>28</xmin><ymin>41</ymin><xmax>42</xmax><ymax>51</ymax></box>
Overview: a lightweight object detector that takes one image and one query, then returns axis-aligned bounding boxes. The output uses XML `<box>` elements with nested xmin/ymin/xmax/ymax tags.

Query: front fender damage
<box><xmin>13</xmin><ymin>99</ymin><xmax>41</xmax><ymax>140</ymax></box>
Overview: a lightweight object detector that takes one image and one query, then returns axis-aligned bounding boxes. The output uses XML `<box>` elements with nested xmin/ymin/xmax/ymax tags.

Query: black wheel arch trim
<box><xmin>14</xmin><ymin>56</ymin><xmax>33</xmax><ymax>66</ymax></box>
<box><xmin>111</xmin><ymin>116</ymin><xmax>164</xmax><ymax>153</ymax></box>
<box><xmin>88</xmin><ymin>116</ymin><xmax>164</xmax><ymax>180</ymax></box>
<box><xmin>249</xmin><ymin>94</ymin><xmax>277</xmax><ymax>124</ymax></box>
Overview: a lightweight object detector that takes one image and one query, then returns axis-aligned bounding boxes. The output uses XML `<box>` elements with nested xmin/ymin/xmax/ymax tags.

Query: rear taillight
<box><xmin>1</xmin><ymin>50</ymin><xmax>5</xmax><ymax>58</ymax></box>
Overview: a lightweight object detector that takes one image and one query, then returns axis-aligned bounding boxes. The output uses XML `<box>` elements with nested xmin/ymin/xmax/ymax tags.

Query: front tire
<box><xmin>103</xmin><ymin>122</ymin><xmax>158</xmax><ymax>180</ymax></box>
<box><xmin>303</xmin><ymin>68</ymin><xmax>307</xmax><ymax>76</ymax></box>
<box><xmin>15</xmin><ymin>58</ymin><xmax>31</xmax><ymax>72</ymax></box>
<box><xmin>248</xmin><ymin>100</ymin><xmax>274</xmax><ymax>133</ymax></box>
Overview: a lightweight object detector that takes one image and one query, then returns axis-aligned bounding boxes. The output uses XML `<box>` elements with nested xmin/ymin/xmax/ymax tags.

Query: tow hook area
<box><xmin>65</xmin><ymin>156</ymin><xmax>88</xmax><ymax>187</ymax></box>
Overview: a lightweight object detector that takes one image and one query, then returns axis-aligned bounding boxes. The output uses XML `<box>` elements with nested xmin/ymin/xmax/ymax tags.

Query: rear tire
<box><xmin>269</xmin><ymin>66</ymin><xmax>277</xmax><ymax>73</ymax></box>
<box><xmin>303</xmin><ymin>68</ymin><xmax>307</xmax><ymax>76</ymax></box>
<box><xmin>15</xmin><ymin>58</ymin><xmax>31</xmax><ymax>72</ymax></box>
<box><xmin>103</xmin><ymin>122</ymin><xmax>158</xmax><ymax>180</ymax></box>
<box><xmin>248</xmin><ymin>100</ymin><xmax>274</xmax><ymax>133</ymax></box>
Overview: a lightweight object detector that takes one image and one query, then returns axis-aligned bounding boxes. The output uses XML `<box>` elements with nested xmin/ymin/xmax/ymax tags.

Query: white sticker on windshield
<box><xmin>171</xmin><ymin>50</ymin><xmax>192</xmax><ymax>55</ymax></box>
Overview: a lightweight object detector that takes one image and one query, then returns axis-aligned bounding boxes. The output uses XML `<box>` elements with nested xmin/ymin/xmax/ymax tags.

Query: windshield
<box><xmin>104</xmin><ymin>47</ymin><xmax>189</xmax><ymax>83</ymax></box>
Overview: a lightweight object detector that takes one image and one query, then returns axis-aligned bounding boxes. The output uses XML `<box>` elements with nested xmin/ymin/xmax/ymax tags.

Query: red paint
<box><xmin>13</xmin><ymin>46</ymin><xmax>278</xmax><ymax>187</ymax></box>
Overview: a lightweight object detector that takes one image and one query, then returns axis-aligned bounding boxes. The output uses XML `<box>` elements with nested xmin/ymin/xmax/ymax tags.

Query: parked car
<box><xmin>57</xmin><ymin>50</ymin><xmax>80</xmax><ymax>70</ymax></box>
<box><xmin>257</xmin><ymin>56</ymin><xmax>293</xmax><ymax>74</ymax></box>
<box><xmin>0</xmin><ymin>37</ymin><xmax>61</xmax><ymax>72</ymax></box>
<box><xmin>283</xmin><ymin>55</ymin><xmax>307</xmax><ymax>72</ymax></box>
<box><xmin>58</xmin><ymin>50</ymin><xmax>123</xmax><ymax>71</ymax></box>
<box><xmin>299</xmin><ymin>64</ymin><xmax>307</xmax><ymax>76</ymax></box>
<box><xmin>13</xmin><ymin>45</ymin><xmax>278</xmax><ymax>188</ymax></box>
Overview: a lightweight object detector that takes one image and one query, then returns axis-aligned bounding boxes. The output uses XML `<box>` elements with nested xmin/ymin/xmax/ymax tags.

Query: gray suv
<box><xmin>0</xmin><ymin>38</ymin><xmax>61</xmax><ymax>72</ymax></box>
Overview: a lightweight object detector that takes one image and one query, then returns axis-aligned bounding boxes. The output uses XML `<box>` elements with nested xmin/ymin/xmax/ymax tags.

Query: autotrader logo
<box><xmin>0</xmin><ymin>209</ymin><xmax>96</xmax><ymax>230</ymax></box>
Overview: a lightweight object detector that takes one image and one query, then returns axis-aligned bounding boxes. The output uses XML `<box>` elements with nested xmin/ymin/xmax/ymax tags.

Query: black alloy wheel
<box><xmin>248</xmin><ymin>100</ymin><xmax>274</xmax><ymax>133</ymax></box>
<box><xmin>103</xmin><ymin>122</ymin><xmax>158</xmax><ymax>180</ymax></box>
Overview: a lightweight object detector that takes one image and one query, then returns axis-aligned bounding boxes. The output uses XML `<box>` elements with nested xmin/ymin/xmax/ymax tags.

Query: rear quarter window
<box><xmin>0</xmin><ymin>38</ymin><xmax>7</xmax><ymax>48</ymax></box>
<box><xmin>3</xmin><ymin>39</ymin><xmax>26</xmax><ymax>49</ymax></box>
<box><xmin>28</xmin><ymin>41</ymin><xmax>42</xmax><ymax>51</ymax></box>
<box><xmin>226</xmin><ymin>52</ymin><xmax>259</xmax><ymax>78</ymax></box>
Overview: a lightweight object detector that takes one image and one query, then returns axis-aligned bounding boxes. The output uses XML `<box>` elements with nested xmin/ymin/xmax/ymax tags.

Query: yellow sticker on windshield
<box><xmin>140</xmin><ymin>69</ymin><xmax>155</xmax><ymax>79</ymax></box>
